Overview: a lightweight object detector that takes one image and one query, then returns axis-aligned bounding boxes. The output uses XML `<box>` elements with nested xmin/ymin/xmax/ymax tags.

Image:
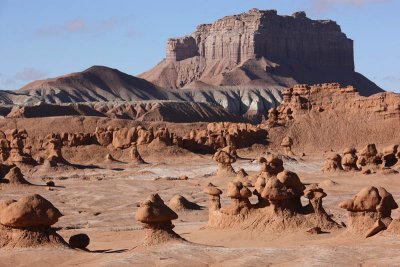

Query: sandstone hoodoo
<box><xmin>212</xmin><ymin>146</ymin><xmax>237</xmax><ymax>176</ymax></box>
<box><xmin>322</xmin><ymin>153</ymin><xmax>343</xmax><ymax>172</ymax></box>
<box><xmin>168</xmin><ymin>195</ymin><xmax>201</xmax><ymax>212</ymax></box>
<box><xmin>130</xmin><ymin>142</ymin><xmax>146</xmax><ymax>164</ymax></box>
<box><xmin>220</xmin><ymin>181</ymin><xmax>252</xmax><ymax>215</ymax></box>
<box><xmin>281</xmin><ymin>136</ymin><xmax>294</xmax><ymax>156</ymax></box>
<box><xmin>141</xmin><ymin>9</ymin><xmax>382</xmax><ymax>96</ymax></box>
<box><xmin>135</xmin><ymin>194</ymin><xmax>183</xmax><ymax>247</ymax></box>
<box><xmin>339</xmin><ymin>186</ymin><xmax>398</xmax><ymax>237</ymax></box>
<box><xmin>3</xmin><ymin>166</ymin><xmax>32</xmax><ymax>185</ymax></box>
<box><xmin>258</xmin><ymin>154</ymin><xmax>284</xmax><ymax>178</ymax></box>
<box><xmin>0</xmin><ymin>129</ymin><xmax>36</xmax><ymax>166</ymax></box>
<box><xmin>0</xmin><ymin>194</ymin><xmax>67</xmax><ymax>248</ymax></box>
<box><xmin>203</xmin><ymin>183</ymin><xmax>223</xmax><ymax>211</ymax></box>
<box><xmin>207</xmin><ymin>168</ymin><xmax>338</xmax><ymax>232</ymax></box>
<box><xmin>44</xmin><ymin>133</ymin><xmax>69</xmax><ymax>167</ymax></box>
<box><xmin>341</xmin><ymin>148</ymin><xmax>359</xmax><ymax>171</ymax></box>
<box><xmin>357</xmin><ymin>144</ymin><xmax>382</xmax><ymax>172</ymax></box>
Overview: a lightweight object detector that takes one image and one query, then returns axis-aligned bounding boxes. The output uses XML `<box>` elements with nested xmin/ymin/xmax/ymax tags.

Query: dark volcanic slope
<box><xmin>18</xmin><ymin>66</ymin><xmax>168</xmax><ymax>103</ymax></box>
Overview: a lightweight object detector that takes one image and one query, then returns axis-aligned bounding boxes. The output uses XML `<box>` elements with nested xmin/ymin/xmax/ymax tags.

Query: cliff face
<box><xmin>167</xmin><ymin>9</ymin><xmax>353</xmax><ymax>70</ymax></box>
<box><xmin>267</xmin><ymin>83</ymin><xmax>400</xmax><ymax>152</ymax></box>
<box><xmin>140</xmin><ymin>9</ymin><xmax>382</xmax><ymax>96</ymax></box>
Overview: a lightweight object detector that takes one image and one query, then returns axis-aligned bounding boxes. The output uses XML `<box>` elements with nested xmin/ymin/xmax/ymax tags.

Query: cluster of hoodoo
<box><xmin>205</xmin><ymin>160</ymin><xmax>338</xmax><ymax>232</ymax></box>
<box><xmin>43</xmin><ymin>133</ymin><xmax>70</xmax><ymax>167</ymax></box>
<box><xmin>339</xmin><ymin>186</ymin><xmax>398</xmax><ymax>237</ymax></box>
<box><xmin>322</xmin><ymin>144</ymin><xmax>399</xmax><ymax>174</ymax></box>
<box><xmin>0</xmin><ymin>129</ymin><xmax>36</xmax><ymax>166</ymax></box>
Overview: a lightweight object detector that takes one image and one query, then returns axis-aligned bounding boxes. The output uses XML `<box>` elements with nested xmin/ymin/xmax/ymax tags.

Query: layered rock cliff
<box><xmin>267</xmin><ymin>83</ymin><xmax>400</xmax><ymax>152</ymax></box>
<box><xmin>140</xmin><ymin>9</ymin><xmax>382</xmax><ymax>96</ymax></box>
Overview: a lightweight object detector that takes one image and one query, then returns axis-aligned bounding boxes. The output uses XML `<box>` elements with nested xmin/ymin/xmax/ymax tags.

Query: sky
<box><xmin>0</xmin><ymin>0</ymin><xmax>399</xmax><ymax>92</ymax></box>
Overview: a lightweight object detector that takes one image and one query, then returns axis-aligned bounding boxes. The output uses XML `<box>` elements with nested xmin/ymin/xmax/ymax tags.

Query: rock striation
<box><xmin>141</xmin><ymin>9</ymin><xmax>382</xmax><ymax>96</ymax></box>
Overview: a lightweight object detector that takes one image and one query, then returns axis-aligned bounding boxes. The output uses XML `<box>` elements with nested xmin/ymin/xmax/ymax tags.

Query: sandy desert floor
<box><xmin>0</xmin><ymin>146</ymin><xmax>399</xmax><ymax>267</ymax></box>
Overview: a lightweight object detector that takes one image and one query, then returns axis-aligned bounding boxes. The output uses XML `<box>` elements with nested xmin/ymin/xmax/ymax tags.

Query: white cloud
<box><xmin>36</xmin><ymin>18</ymin><xmax>86</xmax><ymax>36</ymax></box>
<box><xmin>14</xmin><ymin>68</ymin><xmax>47</xmax><ymax>82</ymax></box>
<box><xmin>311</xmin><ymin>0</ymin><xmax>389</xmax><ymax>12</ymax></box>
<box><xmin>35</xmin><ymin>15</ymin><xmax>136</xmax><ymax>38</ymax></box>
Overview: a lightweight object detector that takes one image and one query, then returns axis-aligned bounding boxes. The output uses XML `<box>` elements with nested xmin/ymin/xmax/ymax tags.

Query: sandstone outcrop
<box><xmin>130</xmin><ymin>143</ymin><xmax>146</xmax><ymax>164</ymax></box>
<box><xmin>220</xmin><ymin>181</ymin><xmax>252</xmax><ymax>215</ymax></box>
<box><xmin>267</xmin><ymin>83</ymin><xmax>399</xmax><ymax>152</ymax></box>
<box><xmin>3</xmin><ymin>166</ymin><xmax>31</xmax><ymax>185</ymax></box>
<box><xmin>44</xmin><ymin>133</ymin><xmax>69</xmax><ymax>166</ymax></box>
<box><xmin>258</xmin><ymin>154</ymin><xmax>284</xmax><ymax>178</ymax></box>
<box><xmin>281</xmin><ymin>136</ymin><xmax>294</xmax><ymax>156</ymax></box>
<box><xmin>206</xmin><ymin>168</ymin><xmax>338</xmax><ymax>232</ymax></box>
<box><xmin>203</xmin><ymin>183</ymin><xmax>222</xmax><ymax>211</ymax></box>
<box><xmin>341</xmin><ymin>148</ymin><xmax>358</xmax><ymax>171</ymax></box>
<box><xmin>339</xmin><ymin>186</ymin><xmax>398</xmax><ymax>237</ymax></box>
<box><xmin>322</xmin><ymin>153</ymin><xmax>343</xmax><ymax>172</ymax></box>
<box><xmin>135</xmin><ymin>194</ymin><xmax>183</xmax><ymax>247</ymax></box>
<box><xmin>141</xmin><ymin>9</ymin><xmax>381</xmax><ymax>96</ymax></box>
<box><xmin>212</xmin><ymin>146</ymin><xmax>237</xmax><ymax>176</ymax></box>
<box><xmin>0</xmin><ymin>194</ymin><xmax>67</xmax><ymax>248</ymax></box>
<box><xmin>168</xmin><ymin>195</ymin><xmax>201</xmax><ymax>212</ymax></box>
<box><xmin>0</xmin><ymin>129</ymin><xmax>36</xmax><ymax>166</ymax></box>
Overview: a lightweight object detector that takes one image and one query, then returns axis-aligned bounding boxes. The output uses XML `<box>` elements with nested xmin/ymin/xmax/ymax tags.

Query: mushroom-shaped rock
<box><xmin>261</xmin><ymin>170</ymin><xmax>305</xmax><ymax>211</ymax></box>
<box><xmin>253</xmin><ymin>176</ymin><xmax>269</xmax><ymax>207</ymax></box>
<box><xmin>221</xmin><ymin>181</ymin><xmax>252</xmax><ymax>215</ymax></box>
<box><xmin>168</xmin><ymin>195</ymin><xmax>201</xmax><ymax>212</ymax></box>
<box><xmin>322</xmin><ymin>153</ymin><xmax>343</xmax><ymax>172</ymax></box>
<box><xmin>357</xmin><ymin>144</ymin><xmax>382</xmax><ymax>170</ymax></box>
<box><xmin>135</xmin><ymin>194</ymin><xmax>182</xmax><ymax>247</ymax></box>
<box><xmin>0</xmin><ymin>194</ymin><xmax>67</xmax><ymax>248</ymax></box>
<box><xmin>203</xmin><ymin>183</ymin><xmax>222</xmax><ymax>211</ymax></box>
<box><xmin>281</xmin><ymin>136</ymin><xmax>294</xmax><ymax>156</ymax></box>
<box><xmin>341</xmin><ymin>148</ymin><xmax>359</xmax><ymax>171</ymax></box>
<box><xmin>304</xmin><ymin>184</ymin><xmax>328</xmax><ymax>215</ymax></box>
<box><xmin>277</xmin><ymin>170</ymin><xmax>305</xmax><ymax>197</ymax></box>
<box><xmin>259</xmin><ymin>154</ymin><xmax>284</xmax><ymax>177</ymax></box>
<box><xmin>212</xmin><ymin>148</ymin><xmax>236</xmax><ymax>176</ymax></box>
<box><xmin>339</xmin><ymin>186</ymin><xmax>398</xmax><ymax>237</ymax></box>
<box><xmin>0</xmin><ymin>194</ymin><xmax>63</xmax><ymax>228</ymax></box>
<box><xmin>4</xmin><ymin>166</ymin><xmax>31</xmax><ymax>185</ymax></box>
<box><xmin>339</xmin><ymin>186</ymin><xmax>398</xmax><ymax>217</ymax></box>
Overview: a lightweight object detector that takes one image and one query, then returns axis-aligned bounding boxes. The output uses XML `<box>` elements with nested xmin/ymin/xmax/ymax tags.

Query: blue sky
<box><xmin>0</xmin><ymin>0</ymin><xmax>399</xmax><ymax>92</ymax></box>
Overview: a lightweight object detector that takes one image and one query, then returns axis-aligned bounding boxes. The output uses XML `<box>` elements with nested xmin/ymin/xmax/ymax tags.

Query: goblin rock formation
<box><xmin>212</xmin><ymin>146</ymin><xmax>237</xmax><ymax>176</ymax></box>
<box><xmin>339</xmin><ymin>186</ymin><xmax>398</xmax><ymax>237</ymax></box>
<box><xmin>203</xmin><ymin>183</ymin><xmax>223</xmax><ymax>211</ymax></box>
<box><xmin>141</xmin><ymin>9</ymin><xmax>381</xmax><ymax>96</ymax></box>
<box><xmin>135</xmin><ymin>194</ymin><xmax>183</xmax><ymax>247</ymax></box>
<box><xmin>0</xmin><ymin>194</ymin><xmax>67</xmax><ymax>248</ymax></box>
<box><xmin>206</xmin><ymin>167</ymin><xmax>338</xmax><ymax>232</ymax></box>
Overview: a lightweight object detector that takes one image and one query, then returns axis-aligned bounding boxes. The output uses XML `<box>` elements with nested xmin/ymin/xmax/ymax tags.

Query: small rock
<box><xmin>306</xmin><ymin>226</ymin><xmax>322</xmax><ymax>234</ymax></box>
<box><xmin>69</xmin><ymin>234</ymin><xmax>90</xmax><ymax>249</ymax></box>
<box><xmin>46</xmin><ymin>181</ymin><xmax>55</xmax><ymax>187</ymax></box>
